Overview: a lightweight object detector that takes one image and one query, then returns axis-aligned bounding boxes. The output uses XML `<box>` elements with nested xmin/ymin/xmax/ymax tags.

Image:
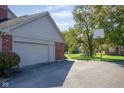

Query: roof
<box><xmin>7</xmin><ymin>8</ymin><xmax>17</xmax><ymax>18</ymax></box>
<box><xmin>0</xmin><ymin>11</ymin><xmax>65</xmax><ymax>42</ymax></box>
<box><xmin>0</xmin><ymin>12</ymin><xmax>47</xmax><ymax>30</ymax></box>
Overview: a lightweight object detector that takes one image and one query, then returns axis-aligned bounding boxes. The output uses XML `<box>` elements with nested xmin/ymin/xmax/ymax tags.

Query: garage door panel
<box><xmin>13</xmin><ymin>42</ymin><xmax>49</xmax><ymax>67</ymax></box>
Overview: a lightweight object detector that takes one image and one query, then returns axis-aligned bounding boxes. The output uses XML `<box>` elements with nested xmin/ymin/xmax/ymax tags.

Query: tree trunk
<box><xmin>89</xmin><ymin>45</ymin><xmax>93</xmax><ymax>57</ymax></box>
<box><xmin>88</xmin><ymin>36</ymin><xmax>93</xmax><ymax>58</ymax></box>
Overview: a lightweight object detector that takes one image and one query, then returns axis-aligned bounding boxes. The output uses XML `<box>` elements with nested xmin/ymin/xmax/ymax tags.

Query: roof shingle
<box><xmin>0</xmin><ymin>12</ymin><xmax>47</xmax><ymax>30</ymax></box>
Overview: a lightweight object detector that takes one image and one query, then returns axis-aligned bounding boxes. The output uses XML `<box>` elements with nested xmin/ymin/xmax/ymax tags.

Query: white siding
<box><xmin>13</xmin><ymin>35</ymin><xmax>55</xmax><ymax>45</ymax></box>
<box><xmin>11</xmin><ymin>15</ymin><xmax>64</xmax><ymax>43</ymax></box>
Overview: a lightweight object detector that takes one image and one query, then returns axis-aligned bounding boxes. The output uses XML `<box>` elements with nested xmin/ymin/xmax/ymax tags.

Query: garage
<box><xmin>0</xmin><ymin>11</ymin><xmax>65</xmax><ymax>67</ymax></box>
<box><xmin>13</xmin><ymin>42</ymin><xmax>49</xmax><ymax>67</ymax></box>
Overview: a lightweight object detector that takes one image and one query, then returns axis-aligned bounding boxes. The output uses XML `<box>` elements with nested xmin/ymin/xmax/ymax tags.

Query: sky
<box><xmin>8</xmin><ymin>5</ymin><xmax>75</xmax><ymax>31</ymax></box>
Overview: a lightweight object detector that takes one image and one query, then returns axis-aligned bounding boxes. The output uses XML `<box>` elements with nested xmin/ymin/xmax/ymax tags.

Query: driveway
<box><xmin>1</xmin><ymin>60</ymin><xmax>124</xmax><ymax>88</ymax></box>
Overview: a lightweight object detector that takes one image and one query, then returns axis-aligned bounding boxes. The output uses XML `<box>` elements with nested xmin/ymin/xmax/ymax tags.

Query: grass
<box><xmin>65</xmin><ymin>53</ymin><xmax>124</xmax><ymax>62</ymax></box>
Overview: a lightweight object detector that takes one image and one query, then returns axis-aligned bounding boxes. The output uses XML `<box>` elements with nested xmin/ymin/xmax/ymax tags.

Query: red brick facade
<box><xmin>55</xmin><ymin>42</ymin><xmax>64</xmax><ymax>61</ymax></box>
<box><xmin>2</xmin><ymin>35</ymin><xmax>12</xmax><ymax>52</ymax></box>
<box><xmin>0</xmin><ymin>5</ymin><xmax>7</xmax><ymax>21</ymax></box>
<box><xmin>106</xmin><ymin>46</ymin><xmax>124</xmax><ymax>55</ymax></box>
<box><xmin>118</xmin><ymin>46</ymin><xmax>124</xmax><ymax>55</ymax></box>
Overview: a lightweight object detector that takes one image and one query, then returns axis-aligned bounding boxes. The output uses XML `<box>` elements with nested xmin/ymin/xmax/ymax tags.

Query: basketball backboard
<box><xmin>93</xmin><ymin>29</ymin><xmax>104</xmax><ymax>38</ymax></box>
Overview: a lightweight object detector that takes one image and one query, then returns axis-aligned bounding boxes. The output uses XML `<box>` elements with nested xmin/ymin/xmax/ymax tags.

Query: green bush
<box><xmin>0</xmin><ymin>52</ymin><xmax>20</xmax><ymax>77</ymax></box>
<box><xmin>0</xmin><ymin>52</ymin><xmax>20</xmax><ymax>68</ymax></box>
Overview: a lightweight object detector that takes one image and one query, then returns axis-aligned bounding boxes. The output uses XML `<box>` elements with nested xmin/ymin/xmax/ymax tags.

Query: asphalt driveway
<box><xmin>1</xmin><ymin>60</ymin><xmax>124</xmax><ymax>88</ymax></box>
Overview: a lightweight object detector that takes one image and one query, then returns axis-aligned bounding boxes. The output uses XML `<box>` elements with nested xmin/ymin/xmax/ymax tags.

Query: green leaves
<box><xmin>0</xmin><ymin>31</ymin><xmax>7</xmax><ymax>36</ymax></box>
<box><xmin>64</xmin><ymin>5</ymin><xmax>124</xmax><ymax>57</ymax></box>
<box><xmin>94</xmin><ymin>5</ymin><xmax>124</xmax><ymax>46</ymax></box>
<box><xmin>0</xmin><ymin>52</ymin><xmax>20</xmax><ymax>68</ymax></box>
<box><xmin>73</xmin><ymin>5</ymin><xmax>96</xmax><ymax>57</ymax></box>
<box><xmin>63</xmin><ymin>27</ymin><xmax>80</xmax><ymax>53</ymax></box>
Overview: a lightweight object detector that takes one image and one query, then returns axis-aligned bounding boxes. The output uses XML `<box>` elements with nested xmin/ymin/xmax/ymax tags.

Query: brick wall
<box><xmin>119</xmin><ymin>46</ymin><xmax>124</xmax><ymax>55</ymax></box>
<box><xmin>55</xmin><ymin>42</ymin><xmax>64</xmax><ymax>61</ymax></box>
<box><xmin>2</xmin><ymin>35</ymin><xmax>12</xmax><ymax>52</ymax></box>
<box><xmin>120</xmin><ymin>51</ymin><xmax>124</xmax><ymax>55</ymax></box>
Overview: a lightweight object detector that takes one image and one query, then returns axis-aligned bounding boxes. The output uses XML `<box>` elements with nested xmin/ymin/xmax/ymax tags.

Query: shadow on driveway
<box><xmin>100</xmin><ymin>57</ymin><xmax>124</xmax><ymax>68</ymax></box>
<box><xmin>106</xmin><ymin>61</ymin><xmax>124</xmax><ymax>68</ymax></box>
<box><xmin>2</xmin><ymin>60</ymin><xmax>74</xmax><ymax>88</ymax></box>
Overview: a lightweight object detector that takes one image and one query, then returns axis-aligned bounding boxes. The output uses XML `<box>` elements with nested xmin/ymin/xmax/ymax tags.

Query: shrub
<box><xmin>0</xmin><ymin>52</ymin><xmax>20</xmax><ymax>77</ymax></box>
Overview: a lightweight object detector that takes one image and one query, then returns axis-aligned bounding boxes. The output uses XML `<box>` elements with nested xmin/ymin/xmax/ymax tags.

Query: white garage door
<box><xmin>13</xmin><ymin>42</ymin><xmax>49</xmax><ymax>67</ymax></box>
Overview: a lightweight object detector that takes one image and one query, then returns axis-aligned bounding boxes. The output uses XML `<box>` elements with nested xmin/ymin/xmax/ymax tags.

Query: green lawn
<box><xmin>65</xmin><ymin>53</ymin><xmax>124</xmax><ymax>62</ymax></box>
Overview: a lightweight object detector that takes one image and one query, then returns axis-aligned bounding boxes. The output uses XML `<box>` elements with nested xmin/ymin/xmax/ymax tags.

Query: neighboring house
<box><xmin>105</xmin><ymin>46</ymin><xmax>124</xmax><ymax>55</ymax></box>
<box><xmin>0</xmin><ymin>5</ymin><xmax>65</xmax><ymax>67</ymax></box>
<box><xmin>0</xmin><ymin>5</ymin><xmax>16</xmax><ymax>23</ymax></box>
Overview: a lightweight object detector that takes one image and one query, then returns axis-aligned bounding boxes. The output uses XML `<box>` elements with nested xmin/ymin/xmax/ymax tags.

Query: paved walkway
<box><xmin>1</xmin><ymin>60</ymin><xmax>124</xmax><ymax>88</ymax></box>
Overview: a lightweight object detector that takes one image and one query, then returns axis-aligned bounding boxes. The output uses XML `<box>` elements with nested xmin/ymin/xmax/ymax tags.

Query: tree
<box><xmin>73</xmin><ymin>6</ymin><xmax>97</xmax><ymax>57</ymax></box>
<box><xmin>72</xmin><ymin>5</ymin><xmax>124</xmax><ymax>57</ymax></box>
<box><xmin>62</xmin><ymin>27</ymin><xmax>80</xmax><ymax>53</ymax></box>
<box><xmin>0</xmin><ymin>31</ymin><xmax>3</xmax><ymax>36</ymax></box>
<box><xmin>93</xmin><ymin>5</ymin><xmax>124</xmax><ymax>46</ymax></box>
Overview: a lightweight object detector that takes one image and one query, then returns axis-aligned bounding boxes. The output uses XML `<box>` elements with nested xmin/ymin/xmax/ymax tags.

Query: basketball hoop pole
<box><xmin>98</xmin><ymin>37</ymin><xmax>102</xmax><ymax>61</ymax></box>
<box><xmin>93</xmin><ymin>29</ymin><xmax>104</xmax><ymax>61</ymax></box>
